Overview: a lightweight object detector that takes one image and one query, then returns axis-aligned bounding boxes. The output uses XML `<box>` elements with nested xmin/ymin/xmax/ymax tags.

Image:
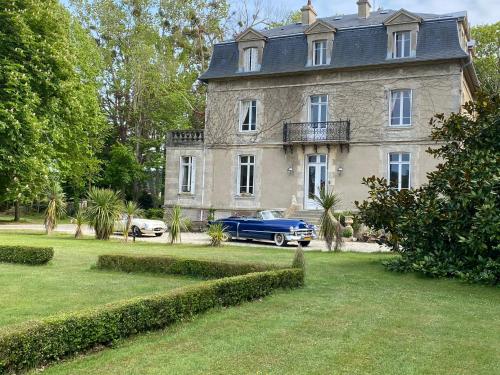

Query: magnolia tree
<box><xmin>356</xmin><ymin>92</ymin><xmax>500</xmax><ymax>285</ymax></box>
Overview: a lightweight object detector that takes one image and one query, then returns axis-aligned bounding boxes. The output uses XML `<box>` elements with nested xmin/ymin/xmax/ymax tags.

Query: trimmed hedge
<box><xmin>97</xmin><ymin>254</ymin><xmax>279</xmax><ymax>279</ymax></box>
<box><xmin>0</xmin><ymin>246</ymin><xmax>54</xmax><ymax>265</ymax></box>
<box><xmin>0</xmin><ymin>268</ymin><xmax>303</xmax><ymax>373</ymax></box>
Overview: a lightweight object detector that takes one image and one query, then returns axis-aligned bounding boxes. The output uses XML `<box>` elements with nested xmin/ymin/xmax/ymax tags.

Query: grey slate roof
<box><xmin>200</xmin><ymin>11</ymin><xmax>469</xmax><ymax>81</ymax></box>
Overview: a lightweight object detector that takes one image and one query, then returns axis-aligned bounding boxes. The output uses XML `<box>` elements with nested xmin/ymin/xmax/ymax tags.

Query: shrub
<box><xmin>292</xmin><ymin>246</ymin><xmax>306</xmax><ymax>271</ymax></box>
<box><xmin>43</xmin><ymin>181</ymin><xmax>66</xmax><ymax>235</ymax></box>
<box><xmin>207</xmin><ymin>223</ymin><xmax>227</xmax><ymax>247</ymax></box>
<box><xmin>70</xmin><ymin>208</ymin><xmax>86</xmax><ymax>239</ymax></box>
<box><xmin>96</xmin><ymin>254</ymin><xmax>280</xmax><ymax>279</ymax></box>
<box><xmin>341</xmin><ymin>227</ymin><xmax>353</xmax><ymax>238</ymax></box>
<box><xmin>0</xmin><ymin>268</ymin><xmax>303</xmax><ymax>373</ymax></box>
<box><xmin>145</xmin><ymin>208</ymin><xmax>164</xmax><ymax>219</ymax></box>
<box><xmin>86</xmin><ymin>188</ymin><xmax>124</xmax><ymax>240</ymax></box>
<box><xmin>356</xmin><ymin>92</ymin><xmax>500</xmax><ymax>285</ymax></box>
<box><xmin>313</xmin><ymin>188</ymin><xmax>342</xmax><ymax>251</ymax></box>
<box><xmin>0</xmin><ymin>246</ymin><xmax>54</xmax><ymax>265</ymax></box>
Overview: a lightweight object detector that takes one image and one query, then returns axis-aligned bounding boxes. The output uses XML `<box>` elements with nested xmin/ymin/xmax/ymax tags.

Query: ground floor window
<box><xmin>238</xmin><ymin>155</ymin><xmax>255</xmax><ymax>195</ymax></box>
<box><xmin>389</xmin><ymin>152</ymin><xmax>410</xmax><ymax>190</ymax></box>
<box><xmin>179</xmin><ymin>156</ymin><xmax>195</xmax><ymax>193</ymax></box>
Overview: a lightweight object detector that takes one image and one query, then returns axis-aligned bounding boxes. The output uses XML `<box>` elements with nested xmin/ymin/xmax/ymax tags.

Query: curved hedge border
<box><xmin>97</xmin><ymin>254</ymin><xmax>279</xmax><ymax>279</ymax></box>
<box><xmin>0</xmin><ymin>268</ymin><xmax>303</xmax><ymax>374</ymax></box>
<box><xmin>0</xmin><ymin>246</ymin><xmax>54</xmax><ymax>265</ymax></box>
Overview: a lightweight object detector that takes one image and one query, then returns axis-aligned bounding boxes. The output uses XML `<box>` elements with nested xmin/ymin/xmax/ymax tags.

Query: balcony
<box><xmin>283</xmin><ymin>121</ymin><xmax>350</xmax><ymax>145</ymax></box>
<box><xmin>167</xmin><ymin>130</ymin><xmax>204</xmax><ymax>146</ymax></box>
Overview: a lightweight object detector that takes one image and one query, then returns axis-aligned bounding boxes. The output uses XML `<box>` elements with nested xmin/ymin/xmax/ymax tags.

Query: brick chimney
<box><xmin>301</xmin><ymin>0</ymin><xmax>317</xmax><ymax>25</ymax></box>
<box><xmin>357</xmin><ymin>0</ymin><xmax>371</xmax><ymax>18</ymax></box>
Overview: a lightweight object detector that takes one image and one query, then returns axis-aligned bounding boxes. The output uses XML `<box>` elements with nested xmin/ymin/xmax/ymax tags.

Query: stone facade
<box><xmin>165</xmin><ymin>61</ymin><xmax>474</xmax><ymax>218</ymax></box>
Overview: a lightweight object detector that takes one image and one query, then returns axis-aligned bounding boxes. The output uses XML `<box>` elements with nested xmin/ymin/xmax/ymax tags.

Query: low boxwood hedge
<box><xmin>97</xmin><ymin>254</ymin><xmax>279</xmax><ymax>279</ymax></box>
<box><xmin>0</xmin><ymin>268</ymin><xmax>303</xmax><ymax>374</ymax></box>
<box><xmin>0</xmin><ymin>246</ymin><xmax>54</xmax><ymax>265</ymax></box>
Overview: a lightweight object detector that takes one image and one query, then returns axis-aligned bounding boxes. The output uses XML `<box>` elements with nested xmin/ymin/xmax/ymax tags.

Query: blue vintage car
<box><xmin>210</xmin><ymin>210</ymin><xmax>317</xmax><ymax>247</ymax></box>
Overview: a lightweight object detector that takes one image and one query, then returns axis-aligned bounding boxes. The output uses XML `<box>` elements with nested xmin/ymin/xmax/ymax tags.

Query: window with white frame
<box><xmin>389</xmin><ymin>152</ymin><xmax>410</xmax><ymax>190</ymax></box>
<box><xmin>313</xmin><ymin>40</ymin><xmax>327</xmax><ymax>66</ymax></box>
<box><xmin>238</xmin><ymin>155</ymin><xmax>255</xmax><ymax>195</ymax></box>
<box><xmin>240</xmin><ymin>100</ymin><xmax>257</xmax><ymax>131</ymax></box>
<box><xmin>394</xmin><ymin>31</ymin><xmax>411</xmax><ymax>58</ymax></box>
<box><xmin>390</xmin><ymin>89</ymin><xmax>412</xmax><ymax>126</ymax></box>
<box><xmin>179</xmin><ymin>156</ymin><xmax>195</xmax><ymax>193</ymax></box>
<box><xmin>309</xmin><ymin>95</ymin><xmax>328</xmax><ymax>126</ymax></box>
<box><xmin>243</xmin><ymin>47</ymin><xmax>259</xmax><ymax>72</ymax></box>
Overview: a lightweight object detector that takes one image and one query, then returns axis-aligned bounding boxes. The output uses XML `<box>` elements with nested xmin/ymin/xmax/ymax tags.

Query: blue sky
<box><xmin>265</xmin><ymin>0</ymin><xmax>498</xmax><ymax>25</ymax></box>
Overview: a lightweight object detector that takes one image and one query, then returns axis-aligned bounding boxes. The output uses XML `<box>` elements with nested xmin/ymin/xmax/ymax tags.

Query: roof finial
<box><xmin>308</xmin><ymin>0</ymin><xmax>312</xmax><ymax>5</ymax></box>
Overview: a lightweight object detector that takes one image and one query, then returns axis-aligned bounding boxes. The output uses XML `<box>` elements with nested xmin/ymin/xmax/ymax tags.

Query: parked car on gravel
<box><xmin>210</xmin><ymin>210</ymin><xmax>317</xmax><ymax>247</ymax></box>
<box><xmin>114</xmin><ymin>215</ymin><xmax>168</xmax><ymax>237</ymax></box>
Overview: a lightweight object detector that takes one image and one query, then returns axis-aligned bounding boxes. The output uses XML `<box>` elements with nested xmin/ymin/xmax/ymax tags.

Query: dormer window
<box><xmin>394</xmin><ymin>31</ymin><xmax>411</xmax><ymax>58</ymax></box>
<box><xmin>243</xmin><ymin>47</ymin><xmax>259</xmax><ymax>72</ymax></box>
<box><xmin>313</xmin><ymin>40</ymin><xmax>327</xmax><ymax>66</ymax></box>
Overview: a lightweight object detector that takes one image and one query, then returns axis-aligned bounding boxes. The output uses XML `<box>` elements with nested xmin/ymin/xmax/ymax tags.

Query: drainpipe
<box><xmin>200</xmin><ymin>143</ymin><xmax>206</xmax><ymax>221</ymax></box>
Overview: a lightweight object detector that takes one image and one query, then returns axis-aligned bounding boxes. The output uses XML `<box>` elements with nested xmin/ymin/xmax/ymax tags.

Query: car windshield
<box><xmin>259</xmin><ymin>210</ymin><xmax>284</xmax><ymax>220</ymax></box>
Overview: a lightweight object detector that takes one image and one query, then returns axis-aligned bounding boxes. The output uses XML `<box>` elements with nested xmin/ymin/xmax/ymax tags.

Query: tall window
<box><xmin>238</xmin><ymin>155</ymin><xmax>255</xmax><ymax>195</ymax></box>
<box><xmin>309</xmin><ymin>95</ymin><xmax>328</xmax><ymax>125</ymax></box>
<box><xmin>243</xmin><ymin>47</ymin><xmax>258</xmax><ymax>72</ymax></box>
<box><xmin>390</xmin><ymin>90</ymin><xmax>412</xmax><ymax>126</ymax></box>
<box><xmin>313</xmin><ymin>40</ymin><xmax>327</xmax><ymax>66</ymax></box>
<box><xmin>394</xmin><ymin>31</ymin><xmax>411</xmax><ymax>58</ymax></box>
<box><xmin>179</xmin><ymin>156</ymin><xmax>195</xmax><ymax>193</ymax></box>
<box><xmin>240</xmin><ymin>100</ymin><xmax>257</xmax><ymax>131</ymax></box>
<box><xmin>389</xmin><ymin>153</ymin><xmax>410</xmax><ymax>190</ymax></box>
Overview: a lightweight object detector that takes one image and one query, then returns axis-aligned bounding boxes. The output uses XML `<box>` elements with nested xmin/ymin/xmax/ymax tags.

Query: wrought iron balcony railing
<box><xmin>283</xmin><ymin>121</ymin><xmax>350</xmax><ymax>145</ymax></box>
<box><xmin>168</xmin><ymin>130</ymin><xmax>204</xmax><ymax>146</ymax></box>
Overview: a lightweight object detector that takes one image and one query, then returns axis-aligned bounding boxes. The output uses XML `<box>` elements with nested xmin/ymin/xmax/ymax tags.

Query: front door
<box><xmin>305</xmin><ymin>154</ymin><xmax>327</xmax><ymax>209</ymax></box>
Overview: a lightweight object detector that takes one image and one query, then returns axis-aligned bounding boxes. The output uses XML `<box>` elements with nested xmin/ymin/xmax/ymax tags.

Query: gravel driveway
<box><xmin>0</xmin><ymin>223</ymin><xmax>390</xmax><ymax>253</ymax></box>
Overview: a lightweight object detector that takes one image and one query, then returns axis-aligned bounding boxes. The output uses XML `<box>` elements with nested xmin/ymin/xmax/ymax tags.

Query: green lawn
<box><xmin>1</xmin><ymin>232</ymin><xmax>499</xmax><ymax>375</ymax></box>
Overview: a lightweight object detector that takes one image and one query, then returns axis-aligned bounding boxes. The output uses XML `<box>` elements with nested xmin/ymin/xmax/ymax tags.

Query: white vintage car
<box><xmin>114</xmin><ymin>214</ymin><xmax>168</xmax><ymax>237</ymax></box>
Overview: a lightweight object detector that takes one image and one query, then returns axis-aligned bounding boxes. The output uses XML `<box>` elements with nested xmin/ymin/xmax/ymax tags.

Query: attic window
<box><xmin>243</xmin><ymin>47</ymin><xmax>259</xmax><ymax>72</ymax></box>
<box><xmin>334</xmin><ymin>16</ymin><xmax>343</xmax><ymax>20</ymax></box>
<box><xmin>394</xmin><ymin>31</ymin><xmax>411</xmax><ymax>58</ymax></box>
<box><xmin>313</xmin><ymin>40</ymin><xmax>327</xmax><ymax>66</ymax></box>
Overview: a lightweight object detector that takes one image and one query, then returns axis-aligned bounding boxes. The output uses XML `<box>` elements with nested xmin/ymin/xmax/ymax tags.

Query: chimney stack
<box><xmin>357</xmin><ymin>0</ymin><xmax>371</xmax><ymax>18</ymax></box>
<box><xmin>301</xmin><ymin>0</ymin><xmax>317</xmax><ymax>25</ymax></box>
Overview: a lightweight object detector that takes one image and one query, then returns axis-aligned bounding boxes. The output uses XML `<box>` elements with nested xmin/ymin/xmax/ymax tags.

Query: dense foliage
<box><xmin>0</xmin><ymin>265</ymin><xmax>303</xmax><ymax>373</ymax></box>
<box><xmin>356</xmin><ymin>93</ymin><xmax>500</xmax><ymax>284</ymax></box>
<box><xmin>472</xmin><ymin>22</ymin><xmax>500</xmax><ymax>94</ymax></box>
<box><xmin>97</xmin><ymin>254</ymin><xmax>280</xmax><ymax>279</ymax></box>
<box><xmin>0</xmin><ymin>246</ymin><xmax>54</xmax><ymax>265</ymax></box>
<box><xmin>207</xmin><ymin>222</ymin><xmax>227</xmax><ymax>247</ymax></box>
<box><xmin>0</xmin><ymin>0</ymin><xmax>107</xmax><ymax>216</ymax></box>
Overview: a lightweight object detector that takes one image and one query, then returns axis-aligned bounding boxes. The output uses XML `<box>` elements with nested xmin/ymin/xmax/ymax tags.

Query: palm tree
<box><xmin>207</xmin><ymin>222</ymin><xmax>227</xmax><ymax>247</ymax></box>
<box><xmin>168</xmin><ymin>205</ymin><xmax>187</xmax><ymax>244</ymax></box>
<box><xmin>44</xmin><ymin>181</ymin><xmax>66</xmax><ymax>235</ymax></box>
<box><xmin>71</xmin><ymin>207</ymin><xmax>86</xmax><ymax>239</ymax></box>
<box><xmin>123</xmin><ymin>201</ymin><xmax>143</xmax><ymax>242</ymax></box>
<box><xmin>314</xmin><ymin>188</ymin><xmax>342</xmax><ymax>252</ymax></box>
<box><xmin>86</xmin><ymin>188</ymin><xmax>123</xmax><ymax>240</ymax></box>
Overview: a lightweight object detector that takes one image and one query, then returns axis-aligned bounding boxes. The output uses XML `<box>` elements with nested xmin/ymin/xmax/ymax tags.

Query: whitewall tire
<box><xmin>274</xmin><ymin>233</ymin><xmax>288</xmax><ymax>247</ymax></box>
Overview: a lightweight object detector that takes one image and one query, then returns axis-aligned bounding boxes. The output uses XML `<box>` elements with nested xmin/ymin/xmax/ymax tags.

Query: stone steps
<box><xmin>290</xmin><ymin>210</ymin><xmax>323</xmax><ymax>225</ymax></box>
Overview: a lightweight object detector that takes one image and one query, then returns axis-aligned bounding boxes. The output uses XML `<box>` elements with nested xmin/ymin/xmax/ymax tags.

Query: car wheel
<box><xmin>299</xmin><ymin>241</ymin><xmax>311</xmax><ymax>247</ymax></box>
<box><xmin>132</xmin><ymin>226</ymin><xmax>142</xmax><ymax>237</ymax></box>
<box><xmin>274</xmin><ymin>233</ymin><xmax>288</xmax><ymax>247</ymax></box>
<box><xmin>155</xmin><ymin>233</ymin><xmax>163</xmax><ymax>237</ymax></box>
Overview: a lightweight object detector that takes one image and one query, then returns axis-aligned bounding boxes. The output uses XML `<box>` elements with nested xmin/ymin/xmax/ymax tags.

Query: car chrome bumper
<box><xmin>140</xmin><ymin>228</ymin><xmax>167</xmax><ymax>235</ymax></box>
<box><xmin>285</xmin><ymin>233</ymin><xmax>317</xmax><ymax>241</ymax></box>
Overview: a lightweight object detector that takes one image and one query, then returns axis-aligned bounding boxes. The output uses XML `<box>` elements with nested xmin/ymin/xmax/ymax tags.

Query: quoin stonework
<box><xmin>164</xmin><ymin>0</ymin><xmax>478</xmax><ymax>220</ymax></box>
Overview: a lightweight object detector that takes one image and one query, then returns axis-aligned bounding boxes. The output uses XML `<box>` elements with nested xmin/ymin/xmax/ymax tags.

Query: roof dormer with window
<box><xmin>236</xmin><ymin>28</ymin><xmax>267</xmax><ymax>73</ymax></box>
<box><xmin>305</xmin><ymin>20</ymin><xmax>336</xmax><ymax>67</ymax></box>
<box><xmin>384</xmin><ymin>9</ymin><xmax>422</xmax><ymax>59</ymax></box>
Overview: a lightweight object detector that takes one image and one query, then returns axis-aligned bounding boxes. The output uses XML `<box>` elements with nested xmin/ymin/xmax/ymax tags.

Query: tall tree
<box><xmin>0</xmin><ymin>0</ymin><xmax>107</xmax><ymax>220</ymax></box>
<box><xmin>70</xmin><ymin>0</ymin><xmax>229</xmax><ymax>202</ymax></box>
<box><xmin>472</xmin><ymin>22</ymin><xmax>500</xmax><ymax>94</ymax></box>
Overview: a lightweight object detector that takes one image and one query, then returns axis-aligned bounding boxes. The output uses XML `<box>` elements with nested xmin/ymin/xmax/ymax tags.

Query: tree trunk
<box><xmin>14</xmin><ymin>200</ymin><xmax>20</xmax><ymax>222</ymax></box>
